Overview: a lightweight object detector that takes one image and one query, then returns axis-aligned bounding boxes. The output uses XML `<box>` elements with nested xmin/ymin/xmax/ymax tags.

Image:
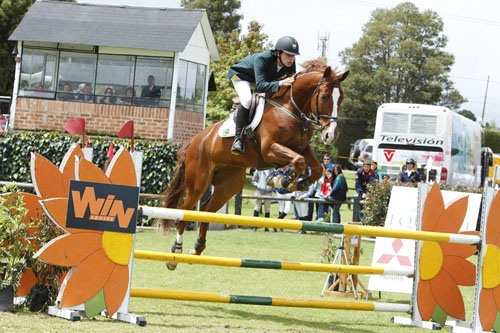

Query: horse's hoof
<box><xmin>166</xmin><ymin>261</ymin><xmax>178</xmax><ymax>270</ymax></box>
<box><xmin>187</xmin><ymin>249</ymin><xmax>196</xmax><ymax>255</ymax></box>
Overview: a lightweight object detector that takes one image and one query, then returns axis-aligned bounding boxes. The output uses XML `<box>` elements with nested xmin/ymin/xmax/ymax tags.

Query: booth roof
<box><xmin>9</xmin><ymin>0</ymin><xmax>210</xmax><ymax>54</ymax></box>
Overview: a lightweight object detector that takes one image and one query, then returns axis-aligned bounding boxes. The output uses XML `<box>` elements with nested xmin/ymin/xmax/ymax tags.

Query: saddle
<box><xmin>218</xmin><ymin>93</ymin><xmax>265</xmax><ymax>138</ymax></box>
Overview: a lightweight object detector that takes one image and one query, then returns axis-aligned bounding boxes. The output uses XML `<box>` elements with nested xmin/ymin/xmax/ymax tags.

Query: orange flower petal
<box><xmin>18</xmin><ymin>193</ymin><xmax>43</xmax><ymax>226</ymax></box>
<box><xmin>435</xmin><ymin>196</ymin><xmax>468</xmax><ymax>234</ymax></box>
<box><xmin>422</xmin><ymin>183</ymin><xmax>444</xmax><ymax>231</ymax></box>
<box><xmin>107</xmin><ymin>148</ymin><xmax>137</xmax><ymax>187</ymax></box>
<box><xmin>61</xmin><ymin>144</ymin><xmax>84</xmax><ymax>196</ymax></box>
<box><xmin>35</xmin><ymin>233</ymin><xmax>102</xmax><ymax>266</ymax></box>
<box><xmin>441</xmin><ymin>241</ymin><xmax>478</xmax><ymax>259</ymax></box>
<box><xmin>417</xmin><ymin>279</ymin><xmax>436</xmax><ymax>321</ymax></box>
<box><xmin>31</xmin><ymin>153</ymin><xmax>65</xmax><ymax>199</ymax></box>
<box><xmin>16</xmin><ymin>268</ymin><xmax>36</xmax><ymax>297</ymax></box>
<box><xmin>76</xmin><ymin>158</ymin><xmax>110</xmax><ymax>184</ymax></box>
<box><xmin>429</xmin><ymin>269</ymin><xmax>465</xmax><ymax>320</ymax></box>
<box><xmin>486</xmin><ymin>192</ymin><xmax>500</xmax><ymax>245</ymax></box>
<box><xmin>41</xmin><ymin>198</ymin><xmax>101</xmax><ymax>234</ymax></box>
<box><xmin>479</xmin><ymin>288</ymin><xmax>497</xmax><ymax>331</ymax></box>
<box><xmin>60</xmin><ymin>249</ymin><xmax>114</xmax><ymax>308</ymax></box>
<box><xmin>103</xmin><ymin>264</ymin><xmax>129</xmax><ymax>317</ymax></box>
<box><xmin>442</xmin><ymin>256</ymin><xmax>476</xmax><ymax>286</ymax></box>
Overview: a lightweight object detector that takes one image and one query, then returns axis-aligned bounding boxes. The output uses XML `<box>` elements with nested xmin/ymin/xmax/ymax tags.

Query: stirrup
<box><xmin>231</xmin><ymin>138</ymin><xmax>245</xmax><ymax>155</ymax></box>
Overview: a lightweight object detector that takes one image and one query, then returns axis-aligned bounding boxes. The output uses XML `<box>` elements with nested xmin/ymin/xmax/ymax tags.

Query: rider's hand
<box><xmin>279</xmin><ymin>77</ymin><xmax>295</xmax><ymax>87</ymax></box>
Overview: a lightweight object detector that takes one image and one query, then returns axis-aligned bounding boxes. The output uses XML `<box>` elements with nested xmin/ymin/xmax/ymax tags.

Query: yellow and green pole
<box><xmin>140</xmin><ymin>206</ymin><xmax>480</xmax><ymax>244</ymax></box>
<box><xmin>134</xmin><ymin>250</ymin><xmax>414</xmax><ymax>276</ymax></box>
<box><xmin>130</xmin><ymin>288</ymin><xmax>411</xmax><ymax>312</ymax></box>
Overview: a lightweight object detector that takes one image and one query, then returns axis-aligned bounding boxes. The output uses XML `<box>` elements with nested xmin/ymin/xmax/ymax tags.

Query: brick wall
<box><xmin>13</xmin><ymin>98</ymin><xmax>204</xmax><ymax>142</ymax></box>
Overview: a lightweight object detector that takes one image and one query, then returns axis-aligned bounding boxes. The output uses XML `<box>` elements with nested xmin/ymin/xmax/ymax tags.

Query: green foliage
<box><xmin>0</xmin><ymin>130</ymin><xmax>180</xmax><ymax>194</ymax></box>
<box><xmin>362</xmin><ymin>181</ymin><xmax>393</xmax><ymax>226</ymax></box>
<box><xmin>0</xmin><ymin>185</ymin><xmax>35</xmax><ymax>290</ymax></box>
<box><xmin>336</xmin><ymin>2</ymin><xmax>466</xmax><ymax>162</ymax></box>
<box><xmin>457</xmin><ymin>109</ymin><xmax>477</xmax><ymax>121</ymax></box>
<box><xmin>0</xmin><ymin>0</ymin><xmax>73</xmax><ymax>96</ymax></box>
<box><xmin>485</xmin><ymin>128</ymin><xmax>500</xmax><ymax>153</ymax></box>
<box><xmin>205</xmin><ymin>21</ymin><xmax>271</xmax><ymax>125</ymax></box>
<box><xmin>24</xmin><ymin>214</ymin><xmax>66</xmax><ymax>312</ymax></box>
<box><xmin>181</xmin><ymin>0</ymin><xmax>242</xmax><ymax>37</ymax></box>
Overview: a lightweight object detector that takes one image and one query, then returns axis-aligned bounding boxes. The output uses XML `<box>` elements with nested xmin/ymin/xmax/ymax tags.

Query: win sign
<box><xmin>66</xmin><ymin>180</ymin><xmax>139</xmax><ymax>233</ymax></box>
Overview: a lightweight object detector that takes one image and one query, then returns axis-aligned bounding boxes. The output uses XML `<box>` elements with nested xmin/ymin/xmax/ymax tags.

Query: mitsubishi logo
<box><xmin>376</xmin><ymin>239</ymin><xmax>411</xmax><ymax>266</ymax></box>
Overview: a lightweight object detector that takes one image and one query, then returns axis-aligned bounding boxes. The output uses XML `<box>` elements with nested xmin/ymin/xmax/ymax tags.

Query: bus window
<box><xmin>411</xmin><ymin>115</ymin><xmax>437</xmax><ymax>134</ymax></box>
<box><xmin>382</xmin><ymin>113</ymin><xmax>407</xmax><ymax>133</ymax></box>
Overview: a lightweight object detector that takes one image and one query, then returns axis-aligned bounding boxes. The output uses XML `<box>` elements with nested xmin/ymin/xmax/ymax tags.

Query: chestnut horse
<box><xmin>162</xmin><ymin>60</ymin><xmax>349</xmax><ymax>270</ymax></box>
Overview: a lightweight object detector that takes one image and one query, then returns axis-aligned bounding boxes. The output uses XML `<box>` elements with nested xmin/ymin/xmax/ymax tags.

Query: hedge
<box><xmin>0</xmin><ymin>130</ymin><xmax>180</xmax><ymax>195</ymax></box>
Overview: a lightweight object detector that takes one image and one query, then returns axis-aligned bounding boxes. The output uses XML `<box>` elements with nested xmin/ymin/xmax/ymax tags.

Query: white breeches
<box><xmin>232</xmin><ymin>80</ymin><xmax>252</xmax><ymax>109</ymax></box>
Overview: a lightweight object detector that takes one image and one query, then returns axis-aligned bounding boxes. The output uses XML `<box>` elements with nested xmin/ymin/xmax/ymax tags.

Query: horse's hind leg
<box><xmin>166</xmin><ymin>166</ymin><xmax>213</xmax><ymax>270</ymax></box>
<box><xmin>192</xmin><ymin>167</ymin><xmax>247</xmax><ymax>256</ymax></box>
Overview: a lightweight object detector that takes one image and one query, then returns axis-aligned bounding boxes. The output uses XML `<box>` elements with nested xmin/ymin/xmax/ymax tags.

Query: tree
<box><xmin>457</xmin><ymin>109</ymin><xmax>477</xmax><ymax>122</ymax></box>
<box><xmin>0</xmin><ymin>0</ymin><xmax>73</xmax><ymax>96</ymax></box>
<box><xmin>181</xmin><ymin>0</ymin><xmax>243</xmax><ymax>37</ymax></box>
<box><xmin>205</xmin><ymin>20</ymin><xmax>270</xmax><ymax>124</ymax></box>
<box><xmin>0</xmin><ymin>0</ymin><xmax>35</xmax><ymax>96</ymax></box>
<box><xmin>336</xmin><ymin>2</ymin><xmax>466</xmax><ymax>161</ymax></box>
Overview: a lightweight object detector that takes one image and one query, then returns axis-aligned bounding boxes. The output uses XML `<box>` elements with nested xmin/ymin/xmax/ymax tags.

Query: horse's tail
<box><xmin>159</xmin><ymin>141</ymin><xmax>190</xmax><ymax>234</ymax></box>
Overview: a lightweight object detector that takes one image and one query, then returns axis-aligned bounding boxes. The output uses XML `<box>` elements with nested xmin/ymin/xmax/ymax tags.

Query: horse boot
<box><xmin>253</xmin><ymin>210</ymin><xmax>259</xmax><ymax>231</ymax></box>
<box><xmin>231</xmin><ymin>104</ymin><xmax>250</xmax><ymax>155</ymax></box>
<box><xmin>280</xmin><ymin>168</ymin><xmax>297</xmax><ymax>189</ymax></box>
<box><xmin>166</xmin><ymin>240</ymin><xmax>183</xmax><ymax>270</ymax></box>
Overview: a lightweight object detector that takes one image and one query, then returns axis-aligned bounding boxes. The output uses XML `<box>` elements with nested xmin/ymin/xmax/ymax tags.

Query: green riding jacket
<box><xmin>226</xmin><ymin>50</ymin><xmax>296</xmax><ymax>93</ymax></box>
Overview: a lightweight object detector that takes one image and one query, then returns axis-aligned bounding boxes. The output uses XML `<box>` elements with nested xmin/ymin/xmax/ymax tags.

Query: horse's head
<box><xmin>299</xmin><ymin>60</ymin><xmax>349</xmax><ymax>144</ymax></box>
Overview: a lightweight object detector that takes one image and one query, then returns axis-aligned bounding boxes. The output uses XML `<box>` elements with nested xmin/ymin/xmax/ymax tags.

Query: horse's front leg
<box><xmin>295</xmin><ymin>145</ymin><xmax>323</xmax><ymax>190</ymax></box>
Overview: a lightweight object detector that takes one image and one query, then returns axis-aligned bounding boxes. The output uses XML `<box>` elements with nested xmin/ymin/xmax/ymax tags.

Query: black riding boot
<box><xmin>231</xmin><ymin>104</ymin><xmax>250</xmax><ymax>155</ymax></box>
<box><xmin>253</xmin><ymin>210</ymin><xmax>259</xmax><ymax>231</ymax></box>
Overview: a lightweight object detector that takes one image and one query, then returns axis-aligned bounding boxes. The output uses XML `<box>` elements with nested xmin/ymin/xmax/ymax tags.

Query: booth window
<box><xmin>19</xmin><ymin>48</ymin><xmax>58</xmax><ymax>99</ymax></box>
<box><xmin>176</xmin><ymin>59</ymin><xmax>206</xmax><ymax>113</ymax></box>
<box><xmin>57</xmin><ymin>52</ymin><xmax>97</xmax><ymax>102</ymax></box>
<box><xmin>134</xmin><ymin>56</ymin><xmax>174</xmax><ymax>107</ymax></box>
<box><xmin>95</xmin><ymin>54</ymin><xmax>135</xmax><ymax>105</ymax></box>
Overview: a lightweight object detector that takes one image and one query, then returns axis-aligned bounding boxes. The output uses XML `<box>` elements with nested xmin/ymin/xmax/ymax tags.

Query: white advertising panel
<box><xmin>368</xmin><ymin>186</ymin><xmax>481</xmax><ymax>294</ymax></box>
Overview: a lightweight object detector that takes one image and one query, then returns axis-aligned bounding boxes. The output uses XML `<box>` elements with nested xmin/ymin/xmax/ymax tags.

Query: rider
<box><xmin>227</xmin><ymin>36</ymin><xmax>300</xmax><ymax>155</ymax></box>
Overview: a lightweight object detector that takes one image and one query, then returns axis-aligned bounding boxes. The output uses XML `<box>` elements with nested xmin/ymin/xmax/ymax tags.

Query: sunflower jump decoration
<box><xmin>469</xmin><ymin>186</ymin><xmax>500</xmax><ymax>333</ymax></box>
<box><xmin>30</xmin><ymin>144</ymin><xmax>145</xmax><ymax>325</ymax></box>
<box><xmin>392</xmin><ymin>183</ymin><xmax>480</xmax><ymax>330</ymax></box>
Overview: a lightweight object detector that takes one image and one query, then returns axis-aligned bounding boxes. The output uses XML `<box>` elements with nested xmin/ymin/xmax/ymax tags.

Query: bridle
<box><xmin>288</xmin><ymin>75</ymin><xmax>339</xmax><ymax>133</ymax></box>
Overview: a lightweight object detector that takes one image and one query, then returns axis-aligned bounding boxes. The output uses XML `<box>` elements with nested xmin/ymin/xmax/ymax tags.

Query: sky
<box><xmin>78</xmin><ymin>0</ymin><xmax>500</xmax><ymax>126</ymax></box>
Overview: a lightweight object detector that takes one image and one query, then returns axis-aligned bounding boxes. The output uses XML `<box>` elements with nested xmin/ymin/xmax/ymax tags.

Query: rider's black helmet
<box><xmin>406</xmin><ymin>158</ymin><xmax>416</xmax><ymax>165</ymax></box>
<box><xmin>275</xmin><ymin>36</ymin><xmax>300</xmax><ymax>56</ymax></box>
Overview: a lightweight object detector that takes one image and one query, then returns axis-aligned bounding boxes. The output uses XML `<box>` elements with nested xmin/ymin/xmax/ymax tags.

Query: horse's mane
<box><xmin>300</xmin><ymin>59</ymin><xmax>328</xmax><ymax>73</ymax></box>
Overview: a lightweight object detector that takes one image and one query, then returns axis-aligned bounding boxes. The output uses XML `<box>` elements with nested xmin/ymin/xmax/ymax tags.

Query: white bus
<box><xmin>373</xmin><ymin>103</ymin><xmax>484</xmax><ymax>187</ymax></box>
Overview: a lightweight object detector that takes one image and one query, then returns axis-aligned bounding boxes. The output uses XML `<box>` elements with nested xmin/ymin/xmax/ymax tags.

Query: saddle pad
<box><xmin>218</xmin><ymin>96</ymin><xmax>265</xmax><ymax>138</ymax></box>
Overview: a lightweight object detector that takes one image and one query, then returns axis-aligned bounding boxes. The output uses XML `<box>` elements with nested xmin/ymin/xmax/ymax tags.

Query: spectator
<box><xmin>79</xmin><ymin>83</ymin><xmax>94</xmax><ymax>103</ymax></box>
<box><xmin>58</xmin><ymin>82</ymin><xmax>74</xmax><ymax>101</ymax></box>
<box><xmin>100</xmin><ymin>87</ymin><xmax>117</xmax><ymax>105</ymax></box>
<box><xmin>271</xmin><ymin>165</ymin><xmax>294</xmax><ymax>232</ymax></box>
<box><xmin>329</xmin><ymin>164</ymin><xmax>348</xmax><ymax>224</ymax></box>
<box><xmin>382</xmin><ymin>174</ymin><xmax>391</xmax><ymax>182</ymax></box>
<box><xmin>317</xmin><ymin>168</ymin><xmax>334</xmax><ymax>222</ymax></box>
<box><xmin>34</xmin><ymin>82</ymin><xmax>43</xmax><ymax>90</ymax></box>
<box><xmin>311</xmin><ymin>175</ymin><xmax>324</xmax><ymax>221</ymax></box>
<box><xmin>251</xmin><ymin>169</ymin><xmax>274</xmax><ymax>231</ymax></box>
<box><xmin>322</xmin><ymin>154</ymin><xmax>334</xmax><ymax>174</ymax></box>
<box><xmin>355</xmin><ymin>161</ymin><xmax>375</xmax><ymax>221</ymax></box>
<box><xmin>294</xmin><ymin>168</ymin><xmax>313</xmax><ymax>234</ymax></box>
<box><xmin>371</xmin><ymin>161</ymin><xmax>380</xmax><ymax>181</ymax></box>
<box><xmin>120</xmin><ymin>87</ymin><xmax>135</xmax><ymax>106</ymax></box>
<box><xmin>140</xmin><ymin>75</ymin><xmax>161</xmax><ymax>106</ymax></box>
<box><xmin>399</xmin><ymin>158</ymin><xmax>421</xmax><ymax>183</ymax></box>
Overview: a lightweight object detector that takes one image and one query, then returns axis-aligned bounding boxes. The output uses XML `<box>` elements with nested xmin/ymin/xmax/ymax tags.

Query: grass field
<box><xmin>0</xmin><ymin>172</ymin><xmax>478</xmax><ymax>332</ymax></box>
